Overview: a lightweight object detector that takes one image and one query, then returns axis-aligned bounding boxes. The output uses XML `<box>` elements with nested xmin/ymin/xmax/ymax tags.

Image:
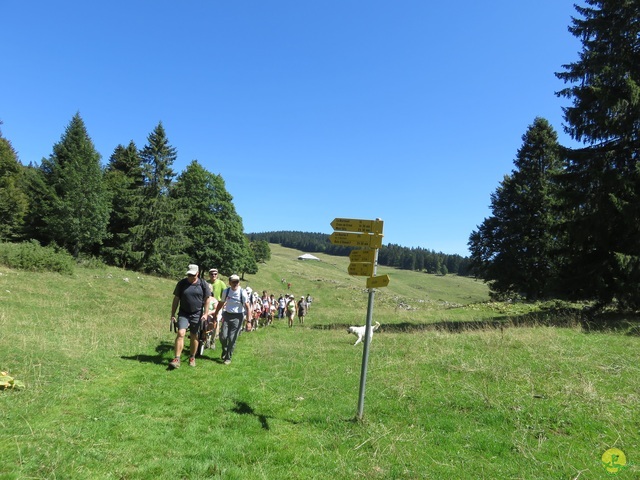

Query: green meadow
<box><xmin>1</xmin><ymin>244</ymin><xmax>638</xmax><ymax>479</ymax></box>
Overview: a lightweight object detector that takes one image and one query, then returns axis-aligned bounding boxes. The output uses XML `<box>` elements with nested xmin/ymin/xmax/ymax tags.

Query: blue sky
<box><xmin>2</xmin><ymin>1</ymin><xmax>583</xmax><ymax>256</ymax></box>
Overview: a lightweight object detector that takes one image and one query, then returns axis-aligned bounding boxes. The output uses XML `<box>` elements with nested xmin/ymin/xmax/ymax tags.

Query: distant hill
<box><xmin>247</xmin><ymin>231</ymin><xmax>472</xmax><ymax>276</ymax></box>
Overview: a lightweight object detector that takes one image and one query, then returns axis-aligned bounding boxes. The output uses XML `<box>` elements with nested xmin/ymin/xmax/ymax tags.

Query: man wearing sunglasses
<box><xmin>208</xmin><ymin>268</ymin><xmax>226</xmax><ymax>301</ymax></box>
<box><xmin>169</xmin><ymin>264</ymin><xmax>212</xmax><ymax>369</ymax></box>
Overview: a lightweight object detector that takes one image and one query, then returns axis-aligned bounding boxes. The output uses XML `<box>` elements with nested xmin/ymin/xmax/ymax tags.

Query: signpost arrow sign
<box><xmin>348</xmin><ymin>262</ymin><xmax>374</xmax><ymax>276</ymax></box>
<box><xmin>331</xmin><ymin>218</ymin><xmax>384</xmax><ymax>234</ymax></box>
<box><xmin>329</xmin><ymin>232</ymin><xmax>383</xmax><ymax>248</ymax></box>
<box><xmin>349</xmin><ymin>249</ymin><xmax>376</xmax><ymax>264</ymax></box>
<box><xmin>366</xmin><ymin>274</ymin><xmax>391</xmax><ymax>289</ymax></box>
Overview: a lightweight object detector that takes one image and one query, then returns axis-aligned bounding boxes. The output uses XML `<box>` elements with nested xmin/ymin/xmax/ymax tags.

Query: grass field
<box><xmin>1</xmin><ymin>244</ymin><xmax>638</xmax><ymax>479</ymax></box>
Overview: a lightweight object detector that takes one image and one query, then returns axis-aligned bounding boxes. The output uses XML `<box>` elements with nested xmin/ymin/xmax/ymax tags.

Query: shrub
<box><xmin>0</xmin><ymin>240</ymin><xmax>75</xmax><ymax>275</ymax></box>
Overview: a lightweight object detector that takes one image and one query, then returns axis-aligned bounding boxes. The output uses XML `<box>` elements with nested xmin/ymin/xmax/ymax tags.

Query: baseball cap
<box><xmin>186</xmin><ymin>264</ymin><xmax>199</xmax><ymax>275</ymax></box>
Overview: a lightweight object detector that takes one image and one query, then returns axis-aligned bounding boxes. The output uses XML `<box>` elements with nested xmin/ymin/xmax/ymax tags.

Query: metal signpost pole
<box><xmin>357</xmin><ymin>248</ymin><xmax>378</xmax><ymax>420</ymax></box>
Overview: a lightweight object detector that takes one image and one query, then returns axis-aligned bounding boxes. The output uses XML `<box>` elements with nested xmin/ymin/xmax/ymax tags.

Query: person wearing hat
<box><xmin>207</xmin><ymin>268</ymin><xmax>226</xmax><ymax>301</ymax></box>
<box><xmin>211</xmin><ymin>274</ymin><xmax>251</xmax><ymax>364</ymax></box>
<box><xmin>285</xmin><ymin>294</ymin><xmax>297</xmax><ymax>328</ymax></box>
<box><xmin>169</xmin><ymin>264</ymin><xmax>213</xmax><ymax>369</ymax></box>
<box><xmin>206</xmin><ymin>268</ymin><xmax>227</xmax><ymax>345</ymax></box>
<box><xmin>297</xmin><ymin>295</ymin><xmax>308</xmax><ymax>325</ymax></box>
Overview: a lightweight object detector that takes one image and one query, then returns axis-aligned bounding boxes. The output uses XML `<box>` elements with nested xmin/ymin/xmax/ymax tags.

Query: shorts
<box><xmin>177</xmin><ymin>315</ymin><xmax>201</xmax><ymax>335</ymax></box>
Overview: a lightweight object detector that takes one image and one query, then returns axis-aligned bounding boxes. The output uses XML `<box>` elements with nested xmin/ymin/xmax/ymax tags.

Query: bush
<box><xmin>0</xmin><ymin>240</ymin><xmax>75</xmax><ymax>275</ymax></box>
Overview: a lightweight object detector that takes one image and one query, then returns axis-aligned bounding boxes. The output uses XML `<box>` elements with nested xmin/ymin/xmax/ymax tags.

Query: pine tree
<box><xmin>0</xmin><ymin>129</ymin><xmax>29</xmax><ymax>241</ymax></box>
<box><xmin>102</xmin><ymin>141</ymin><xmax>144</xmax><ymax>267</ymax></box>
<box><xmin>469</xmin><ymin>118</ymin><xmax>563</xmax><ymax>300</ymax></box>
<box><xmin>39</xmin><ymin>113</ymin><xmax>110</xmax><ymax>257</ymax></box>
<box><xmin>130</xmin><ymin>123</ymin><xmax>188</xmax><ymax>275</ymax></box>
<box><xmin>555</xmin><ymin>0</ymin><xmax>640</xmax><ymax>308</ymax></box>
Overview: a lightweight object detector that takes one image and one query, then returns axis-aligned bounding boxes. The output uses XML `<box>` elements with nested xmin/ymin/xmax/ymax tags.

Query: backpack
<box><xmin>223</xmin><ymin>287</ymin><xmax>246</xmax><ymax>305</ymax></box>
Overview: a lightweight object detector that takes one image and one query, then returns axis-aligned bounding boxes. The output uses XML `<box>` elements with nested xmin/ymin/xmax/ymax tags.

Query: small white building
<box><xmin>297</xmin><ymin>253</ymin><xmax>320</xmax><ymax>261</ymax></box>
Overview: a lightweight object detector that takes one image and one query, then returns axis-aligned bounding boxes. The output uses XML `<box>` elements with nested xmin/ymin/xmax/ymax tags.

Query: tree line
<box><xmin>247</xmin><ymin>231</ymin><xmax>472</xmax><ymax>276</ymax></box>
<box><xmin>0</xmin><ymin>116</ymin><xmax>257</xmax><ymax>278</ymax></box>
<box><xmin>468</xmin><ymin>1</ymin><xmax>640</xmax><ymax>311</ymax></box>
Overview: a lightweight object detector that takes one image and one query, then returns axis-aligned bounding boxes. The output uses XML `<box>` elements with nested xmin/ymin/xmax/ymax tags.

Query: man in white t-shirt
<box><xmin>211</xmin><ymin>274</ymin><xmax>251</xmax><ymax>364</ymax></box>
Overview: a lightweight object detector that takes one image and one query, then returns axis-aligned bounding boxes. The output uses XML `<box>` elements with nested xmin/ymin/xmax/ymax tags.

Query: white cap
<box><xmin>186</xmin><ymin>264</ymin><xmax>199</xmax><ymax>275</ymax></box>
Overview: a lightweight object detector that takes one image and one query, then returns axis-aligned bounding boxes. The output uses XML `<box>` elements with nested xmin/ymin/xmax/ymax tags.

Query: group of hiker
<box><xmin>168</xmin><ymin>264</ymin><xmax>312</xmax><ymax>369</ymax></box>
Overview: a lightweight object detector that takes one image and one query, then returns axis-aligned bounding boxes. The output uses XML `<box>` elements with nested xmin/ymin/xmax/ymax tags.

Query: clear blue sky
<box><xmin>2</xmin><ymin>1</ymin><xmax>583</xmax><ymax>256</ymax></box>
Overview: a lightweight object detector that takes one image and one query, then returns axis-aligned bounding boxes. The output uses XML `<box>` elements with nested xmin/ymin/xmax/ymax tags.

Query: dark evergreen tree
<box><xmin>0</xmin><ymin>129</ymin><xmax>29</xmax><ymax>241</ymax></box>
<box><xmin>39</xmin><ymin>113</ymin><xmax>110</xmax><ymax>257</ymax></box>
<box><xmin>129</xmin><ymin>123</ymin><xmax>189</xmax><ymax>275</ymax></box>
<box><xmin>102</xmin><ymin>141</ymin><xmax>144</xmax><ymax>267</ymax></box>
<box><xmin>140</xmin><ymin>122</ymin><xmax>176</xmax><ymax>196</ymax></box>
<box><xmin>555</xmin><ymin>0</ymin><xmax>640</xmax><ymax>308</ymax></box>
<box><xmin>469</xmin><ymin>118</ymin><xmax>563</xmax><ymax>300</ymax></box>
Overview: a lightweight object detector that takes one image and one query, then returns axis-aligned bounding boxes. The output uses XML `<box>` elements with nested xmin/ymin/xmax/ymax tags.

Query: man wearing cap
<box><xmin>169</xmin><ymin>264</ymin><xmax>213</xmax><ymax>369</ymax></box>
<box><xmin>207</xmin><ymin>268</ymin><xmax>226</xmax><ymax>301</ymax></box>
<box><xmin>207</xmin><ymin>268</ymin><xmax>227</xmax><ymax>345</ymax></box>
<box><xmin>211</xmin><ymin>274</ymin><xmax>251</xmax><ymax>364</ymax></box>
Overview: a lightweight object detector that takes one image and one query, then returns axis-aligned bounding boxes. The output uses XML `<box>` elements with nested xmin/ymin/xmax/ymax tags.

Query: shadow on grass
<box><xmin>311</xmin><ymin>308</ymin><xmax>640</xmax><ymax>334</ymax></box>
<box><xmin>231</xmin><ymin>400</ymin><xmax>306</xmax><ymax>430</ymax></box>
<box><xmin>120</xmin><ymin>341</ymin><xmax>174</xmax><ymax>366</ymax></box>
<box><xmin>232</xmin><ymin>401</ymin><xmax>271</xmax><ymax>430</ymax></box>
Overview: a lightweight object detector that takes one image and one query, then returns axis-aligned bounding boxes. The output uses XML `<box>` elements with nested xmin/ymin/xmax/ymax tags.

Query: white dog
<box><xmin>347</xmin><ymin>321</ymin><xmax>380</xmax><ymax>346</ymax></box>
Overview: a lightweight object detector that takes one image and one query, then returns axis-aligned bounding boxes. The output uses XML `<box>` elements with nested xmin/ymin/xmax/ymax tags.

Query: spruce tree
<box><xmin>555</xmin><ymin>0</ymin><xmax>640</xmax><ymax>308</ymax></box>
<box><xmin>39</xmin><ymin>113</ymin><xmax>109</xmax><ymax>257</ymax></box>
<box><xmin>0</xmin><ymin>129</ymin><xmax>29</xmax><ymax>241</ymax></box>
<box><xmin>130</xmin><ymin>123</ymin><xmax>188</xmax><ymax>275</ymax></box>
<box><xmin>469</xmin><ymin>118</ymin><xmax>563</xmax><ymax>300</ymax></box>
<box><xmin>102</xmin><ymin>141</ymin><xmax>144</xmax><ymax>267</ymax></box>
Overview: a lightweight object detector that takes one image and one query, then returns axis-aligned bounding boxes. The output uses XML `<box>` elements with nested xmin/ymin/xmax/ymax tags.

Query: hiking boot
<box><xmin>189</xmin><ymin>357</ymin><xmax>196</xmax><ymax>367</ymax></box>
<box><xmin>169</xmin><ymin>357</ymin><xmax>180</xmax><ymax>369</ymax></box>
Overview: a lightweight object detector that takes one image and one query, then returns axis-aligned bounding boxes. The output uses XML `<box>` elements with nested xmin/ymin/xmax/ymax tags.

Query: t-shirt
<box><xmin>221</xmin><ymin>287</ymin><xmax>247</xmax><ymax>314</ymax></box>
<box><xmin>210</xmin><ymin>279</ymin><xmax>227</xmax><ymax>301</ymax></box>
<box><xmin>173</xmin><ymin>278</ymin><xmax>211</xmax><ymax>319</ymax></box>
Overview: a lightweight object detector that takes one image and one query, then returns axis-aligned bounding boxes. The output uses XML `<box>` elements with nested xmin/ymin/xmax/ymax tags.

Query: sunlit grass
<box><xmin>1</xmin><ymin>247</ymin><xmax>638</xmax><ymax>479</ymax></box>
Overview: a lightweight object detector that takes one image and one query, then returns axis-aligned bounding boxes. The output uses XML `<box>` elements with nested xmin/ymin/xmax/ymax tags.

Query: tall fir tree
<box><xmin>0</xmin><ymin>128</ymin><xmax>29</xmax><ymax>241</ymax></box>
<box><xmin>555</xmin><ymin>0</ymin><xmax>640</xmax><ymax>308</ymax></box>
<box><xmin>129</xmin><ymin>123</ymin><xmax>188</xmax><ymax>275</ymax></box>
<box><xmin>172</xmin><ymin>160</ymin><xmax>256</xmax><ymax>275</ymax></box>
<box><xmin>39</xmin><ymin>113</ymin><xmax>110</xmax><ymax>257</ymax></box>
<box><xmin>469</xmin><ymin>117</ymin><xmax>563</xmax><ymax>300</ymax></box>
<box><xmin>102</xmin><ymin>141</ymin><xmax>144</xmax><ymax>267</ymax></box>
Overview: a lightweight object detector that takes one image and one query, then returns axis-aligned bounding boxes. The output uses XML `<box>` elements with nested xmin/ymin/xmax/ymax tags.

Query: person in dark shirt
<box><xmin>169</xmin><ymin>264</ymin><xmax>212</xmax><ymax>369</ymax></box>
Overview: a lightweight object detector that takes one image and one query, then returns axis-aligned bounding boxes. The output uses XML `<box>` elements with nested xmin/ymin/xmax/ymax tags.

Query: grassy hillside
<box><xmin>1</xmin><ymin>245</ymin><xmax>638</xmax><ymax>479</ymax></box>
<box><xmin>244</xmin><ymin>244</ymin><xmax>491</xmax><ymax>325</ymax></box>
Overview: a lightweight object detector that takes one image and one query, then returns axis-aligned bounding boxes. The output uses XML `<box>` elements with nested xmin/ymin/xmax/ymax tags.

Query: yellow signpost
<box><xmin>366</xmin><ymin>274</ymin><xmax>390</xmax><ymax>289</ymax></box>
<box><xmin>330</xmin><ymin>217</ymin><xmax>390</xmax><ymax>421</ymax></box>
<box><xmin>349</xmin><ymin>249</ymin><xmax>376</xmax><ymax>264</ymax></box>
<box><xmin>348</xmin><ymin>262</ymin><xmax>374</xmax><ymax>276</ymax></box>
<box><xmin>330</xmin><ymin>218</ymin><xmax>384</xmax><ymax>234</ymax></box>
<box><xmin>329</xmin><ymin>231</ymin><xmax>383</xmax><ymax>248</ymax></box>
